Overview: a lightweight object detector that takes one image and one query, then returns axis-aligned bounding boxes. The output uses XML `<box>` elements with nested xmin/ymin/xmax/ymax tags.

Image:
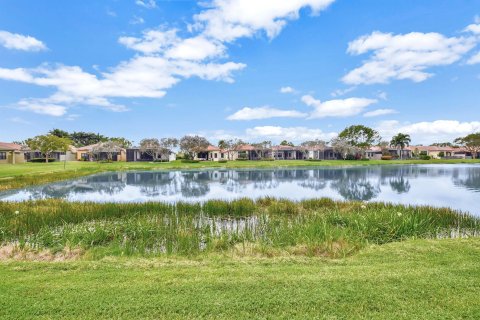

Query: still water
<box><xmin>1</xmin><ymin>164</ymin><xmax>479</xmax><ymax>215</ymax></box>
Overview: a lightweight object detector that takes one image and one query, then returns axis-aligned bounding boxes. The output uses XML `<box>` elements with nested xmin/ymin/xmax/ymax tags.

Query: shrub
<box><xmin>218</xmin><ymin>160</ymin><xmax>228</xmax><ymax>163</ymax></box>
<box><xmin>345</xmin><ymin>154</ymin><xmax>356</xmax><ymax>160</ymax></box>
<box><xmin>236</xmin><ymin>158</ymin><xmax>248</xmax><ymax>161</ymax></box>
<box><xmin>153</xmin><ymin>159</ymin><xmax>168</xmax><ymax>162</ymax></box>
<box><xmin>381</xmin><ymin>156</ymin><xmax>393</xmax><ymax>160</ymax></box>
<box><xmin>420</xmin><ymin>155</ymin><xmax>431</xmax><ymax>160</ymax></box>
<box><xmin>306</xmin><ymin>159</ymin><xmax>322</xmax><ymax>162</ymax></box>
<box><xmin>360</xmin><ymin>158</ymin><xmax>370</xmax><ymax>161</ymax></box>
<box><xmin>181</xmin><ymin>160</ymin><xmax>200</xmax><ymax>163</ymax></box>
<box><xmin>29</xmin><ymin>158</ymin><xmax>56</xmax><ymax>163</ymax></box>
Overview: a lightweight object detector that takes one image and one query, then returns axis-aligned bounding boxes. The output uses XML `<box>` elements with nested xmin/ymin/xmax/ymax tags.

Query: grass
<box><xmin>1</xmin><ymin>158</ymin><xmax>479</xmax><ymax>191</ymax></box>
<box><xmin>1</xmin><ymin>198</ymin><xmax>478</xmax><ymax>258</ymax></box>
<box><xmin>0</xmin><ymin>238</ymin><xmax>479</xmax><ymax>319</ymax></box>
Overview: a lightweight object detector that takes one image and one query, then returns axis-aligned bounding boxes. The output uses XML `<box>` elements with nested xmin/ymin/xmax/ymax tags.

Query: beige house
<box><xmin>410</xmin><ymin>146</ymin><xmax>469</xmax><ymax>159</ymax></box>
<box><xmin>76</xmin><ymin>143</ymin><xmax>127</xmax><ymax>161</ymax></box>
<box><xmin>0</xmin><ymin>142</ymin><xmax>26</xmax><ymax>164</ymax></box>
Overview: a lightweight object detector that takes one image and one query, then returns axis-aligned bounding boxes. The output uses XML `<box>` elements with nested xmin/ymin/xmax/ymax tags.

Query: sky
<box><xmin>0</xmin><ymin>0</ymin><xmax>480</xmax><ymax>145</ymax></box>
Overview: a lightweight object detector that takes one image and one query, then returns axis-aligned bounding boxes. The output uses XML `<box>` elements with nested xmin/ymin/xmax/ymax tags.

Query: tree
<box><xmin>338</xmin><ymin>125</ymin><xmax>380</xmax><ymax>158</ymax></box>
<box><xmin>299</xmin><ymin>140</ymin><xmax>326</xmax><ymax>159</ymax></box>
<box><xmin>139</xmin><ymin>138</ymin><xmax>162</xmax><ymax>160</ymax></box>
<box><xmin>159</xmin><ymin>138</ymin><xmax>178</xmax><ymax>159</ymax></box>
<box><xmin>49</xmin><ymin>128</ymin><xmax>70</xmax><ymax>139</ymax></box>
<box><xmin>390</xmin><ymin>133</ymin><xmax>411</xmax><ymax>160</ymax></box>
<box><xmin>251</xmin><ymin>141</ymin><xmax>272</xmax><ymax>160</ymax></box>
<box><xmin>179</xmin><ymin>135</ymin><xmax>210</xmax><ymax>160</ymax></box>
<box><xmin>69</xmin><ymin>131</ymin><xmax>108</xmax><ymax>147</ymax></box>
<box><xmin>110</xmin><ymin>137</ymin><xmax>132</xmax><ymax>149</ymax></box>
<box><xmin>431</xmin><ymin>142</ymin><xmax>454</xmax><ymax>147</ymax></box>
<box><xmin>331</xmin><ymin>137</ymin><xmax>357</xmax><ymax>160</ymax></box>
<box><xmin>92</xmin><ymin>140</ymin><xmax>122</xmax><ymax>161</ymax></box>
<box><xmin>280</xmin><ymin>140</ymin><xmax>294</xmax><ymax>147</ymax></box>
<box><xmin>26</xmin><ymin>134</ymin><xmax>72</xmax><ymax>163</ymax></box>
<box><xmin>218</xmin><ymin>139</ymin><xmax>244</xmax><ymax>160</ymax></box>
<box><xmin>455</xmin><ymin>133</ymin><xmax>480</xmax><ymax>159</ymax></box>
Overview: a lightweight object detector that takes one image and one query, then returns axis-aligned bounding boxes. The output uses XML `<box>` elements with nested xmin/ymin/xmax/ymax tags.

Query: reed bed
<box><xmin>0</xmin><ymin>198</ymin><xmax>478</xmax><ymax>258</ymax></box>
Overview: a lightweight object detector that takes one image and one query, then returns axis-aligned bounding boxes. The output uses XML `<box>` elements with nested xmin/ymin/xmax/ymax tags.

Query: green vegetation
<box><xmin>1</xmin><ymin>159</ymin><xmax>480</xmax><ymax>191</ymax></box>
<box><xmin>0</xmin><ymin>238</ymin><xmax>479</xmax><ymax>319</ymax></box>
<box><xmin>1</xmin><ymin>198</ymin><xmax>478</xmax><ymax>258</ymax></box>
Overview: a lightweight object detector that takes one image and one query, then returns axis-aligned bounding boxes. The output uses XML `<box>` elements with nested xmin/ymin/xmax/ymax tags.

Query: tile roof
<box><xmin>0</xmin><ymin>142</ymin><xmax>23</xmax><ymax>151</ymax></box>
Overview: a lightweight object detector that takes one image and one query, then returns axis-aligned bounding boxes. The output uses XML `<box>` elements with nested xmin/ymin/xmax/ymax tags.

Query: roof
<box><xmin>77</xmin><ymin>143</ymin><xmax>125</xmax><ymax>152</ymax></box>
<box><xmin>408</xmin><ymin>146</ymin><xmax>461</xmax><ymax>152</ymax></box>
<box><xmin>235</xmin><ymin>144</ymin><xmax>256</xmax><ymax>151</ymax></box>
<box><xmin>0</xmin><ymin>142</ymin><xmax>23</xmax><ymax>151</ymax></box>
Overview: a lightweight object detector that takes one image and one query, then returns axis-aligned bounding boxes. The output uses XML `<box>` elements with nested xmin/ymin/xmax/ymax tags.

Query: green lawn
<box><xmin>1</xmin><ymin>158</ymin><xmax>479</xmax><ymax>191</ymax></box>
<box><xmin>1</xmin><ymin>238</ymin><xmax>479</xmax><ymax>319</ymax></box>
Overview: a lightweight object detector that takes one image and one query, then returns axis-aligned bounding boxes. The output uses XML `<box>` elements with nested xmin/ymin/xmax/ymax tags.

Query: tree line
<box><xmin>14</xmin><ymin>125</ymin><xmax>480</xmax><ymax>162</ymax></box>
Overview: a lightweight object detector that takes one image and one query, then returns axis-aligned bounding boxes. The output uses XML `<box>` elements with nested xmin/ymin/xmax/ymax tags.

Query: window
<box><xmin>214</xmin><ymin>153</ymin><xmax>218</xmax><ymax>158</ymax></box>
<box><xmin>0</xmin><ymin>152</ymin><xmax>6</xmax><ymax>160</ymax></box>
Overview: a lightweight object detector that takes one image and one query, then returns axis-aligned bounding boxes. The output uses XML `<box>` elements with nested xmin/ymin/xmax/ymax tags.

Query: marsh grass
<box><xmin>0</xmin><ymin>198</ymin><xmax>478</xmax><ymax>258</ymax></box>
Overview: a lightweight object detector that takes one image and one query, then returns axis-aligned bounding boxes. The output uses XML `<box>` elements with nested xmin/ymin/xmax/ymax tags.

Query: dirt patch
<box><xmin>0</xmin><ymin>244</ymin><xmax>84</xmax><ymax>261</ymax></box>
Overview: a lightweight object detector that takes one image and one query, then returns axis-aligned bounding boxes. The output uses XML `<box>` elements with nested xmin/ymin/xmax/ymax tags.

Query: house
<box><xmin>411</xmin><ymin>146</ymin><xmax>464</xmax><ymax>159</ymax></box>
<box><xmin>0</xmin><ymin>142</ymin><xmax>26</xmax><ymax>164</ymax></box>
<box><xmin>23</xmin><ymin>146</ymin><xmax>78</xmax><ymax>162</ymax></box>
<box><xmin>76</xmin><ymin>143</ymin><xmax>126</xmax><ymax>161</ymax></box>
<box><xmin>126</xmin><ymin>147</ymin><xmax>176</xmax><ymax>162</ymax></box>
<box><xmin>365</xmin><ymin>146</ymin><xmax>412</xmax><ymax>159</ymax></box>
<box><xmin>196</xmin><ymin>146</ymin><xmax>232</xmax><ymax>161</ymax></box>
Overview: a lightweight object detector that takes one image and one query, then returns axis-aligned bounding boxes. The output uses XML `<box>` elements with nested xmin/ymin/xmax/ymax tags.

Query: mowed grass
<box><xmin>1</xmin><ymin>158</ymin><xmax>479</xmax><ymax>191</ymax></box>
<box><xmin>1</xmin><ymin>198</ymin><xmax>478</xmax><ymax>258</ymax></box>
<box><xmin>0</xmin><ymin>238</ymin><xmax>479</xmax><ymax>319</ymax></box>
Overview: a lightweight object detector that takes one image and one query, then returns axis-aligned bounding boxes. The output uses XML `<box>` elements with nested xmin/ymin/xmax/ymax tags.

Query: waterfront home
<box><xmin>23</xmin><ymin>145</ymin><xmax>78</xmax><ymax>162</ymax></box>
<box><xmin>126</xmin><ymin>147</ymin><xmax>176</xmax><ymax>162</ymax></box>
<box><xmin>195</xmin><ymin>145</ymin><xmax>233</xmax><ymax>161</ymax></box>
<box><xmin>410</xmin><ymin>146</ymin><xmax>473</xmax><ymax>159</ymax></box>
<box><xmin>365</xmin><ymin>146</ymin><xmax>413</xmax><ymax>159</ymax></box>
<box><xmin>0</xmin><ymin>142</ymin><xmax>25</xmax><ymax>164</ymax></box>
<box><xmin>76</xmin><ymin>143</ymin><xmax>127</xmax><ymax>161</ymax></box>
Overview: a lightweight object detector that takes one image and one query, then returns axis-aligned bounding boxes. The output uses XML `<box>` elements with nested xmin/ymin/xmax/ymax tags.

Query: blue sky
<box><xmin>1</xmin><ymin>0</ymin><xmax>480</xmax><ymax>145</ymax></box>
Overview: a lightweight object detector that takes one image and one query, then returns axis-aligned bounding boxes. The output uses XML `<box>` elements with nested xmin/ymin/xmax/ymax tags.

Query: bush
<box><xmin>29</xmin><ymin>158</ymin><xmax>56</xmax><ymax>163</ymax></box>
<box><xmin>218</xmin><ymin>160</ymin><xmax>228</xmax><ymax>163</ymax></box>
<box><xmin>381</xmin><ymin>156</ymin><xmax>393</xmax><ymax>160</ymax></box>
<box><xmin>306</xmin><ymin>159</ymin><xmax>322</xmax><ymax>162</ymax></box>
<box><xmin>181</xmin><ymin>160</ymin><xmax>200</xmax><ymax>163</ymax></box>
<box><xmin>360</xmin><ymin>158</ymin><xmax>370</xmax><ymax>161</ymax></box>
<box><xmin>419</xmin><ymin>155</ymin><xmax>431</xmax><ymax>160</ymax></box>
<box><xmin>153</xmin><ymin>159</ymin><xmax>168</xmax><ymax>162</ymax></box>
<box><xmin>345</xmin><ymin>154</ymin><xmax>356</xmax><ymax>160</ymax></box>
<box><xmin>236</xmin><ymin>158</ymin><xmax>248</xmax><ymax>161</ymax></box>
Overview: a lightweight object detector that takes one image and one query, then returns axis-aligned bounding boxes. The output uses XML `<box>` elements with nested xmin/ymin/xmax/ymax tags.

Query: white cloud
<box><xmin>227</xmin><ymin>106</ymin><xmax>306</xmax><ymax>120</ymax></box>
<box><xmin>330</xmin><ymin>86</ymin><xmax>355</xmax><ymax>97</ymax></box>
<box><xmin>193</xmin><ymin>0</ymin><xmax>335</xmax><ymax>42</ymax></box>
<box><xmin>467</xmin><ymin>51</ymin><xmax>480</xmax><ymax>65</ymax></box>
<box><xmin>0</xmin><ymin>30</ymin><xmax>47</xmax><ymax>51</ymax></box>
<box><xmin>376</xmin><ymin>120</ymin><xmax>480</xmax><ymax>144</ymax></box>
<box><xmin>464</xmin><ymin>23</ymin><xmax>480</xmax><ymax>34</ymax></box>
<box><xmin>17</xmin><ymin>99</ymin><xmax>67</xmax><ymax>116</ymax></box>
<box><xmin>343</xmin><ymin>30</ymin><xmax>476</xmax><ymax>85</ymax></box>
<box><xmin>245</xmin><ymin>126</ymin><xmax>337</xmax><ymax>142</ymax></box>
<box><xmin>280</xmin><ymin>86</ymin><xmax>295</xmax><ymax>93</ymax></box>
<box><xmin>135</xmin><ymin>0</ymin><xmax>156</xmax><ymax>9</ymax></box>
<box><xmin>363</xmin><ymin>108</ymin><xmax>397</xmax><ymax>117</ymax></box>
<box><xmin>130</xmin><ymin>16</ymin><xmax>145</xmax><ymax>25</ymax></box>
<box><xmin>301</xmin><ymin>94</ymin><xmax>377</xmax><ymax>118</ymax></box>
<box><xmin>0</xmin><ymin>0</ymin><xmax>333</xmax><ymax>116</ymax></box>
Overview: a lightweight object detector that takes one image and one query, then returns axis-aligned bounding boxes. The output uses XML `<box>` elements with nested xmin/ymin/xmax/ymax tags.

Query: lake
<box><xmin>1</xmin><ymin>164</ymin><xmax>479</xmax><ymax>215</ymax></box>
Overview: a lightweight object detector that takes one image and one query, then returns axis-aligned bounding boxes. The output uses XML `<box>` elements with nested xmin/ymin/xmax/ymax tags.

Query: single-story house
<box><xmin>23</xmin><ymin>146</ymin><xmax>78</xmax><ymax>162</ymax></box>
<box><xmin>410</xmin><ymin>146</ymin><xmax>469</xmax><ymax>159</ymax></box>
<box><xmin>365</xmin><ymin>147</ymin><xmax>413</xmax><ymax>160</ymax></box>
<box><xmin>0</xmin><ymin>142</ymin><xmax>26</xmax><ymax>164</ymax></box>
<box><xmin>76</xmin><ymin>143</ymin><xmax>127</xmax><ymax>161</ymax></box>
<box><xmin>126</xmin><ymin>148</ymin><xmax>176</xmax><ymax>162</ymax></box>
<box><xmin>196</xmin><ymin>146</ymin><xmax>233</xmax><ymax>161</ymax></box>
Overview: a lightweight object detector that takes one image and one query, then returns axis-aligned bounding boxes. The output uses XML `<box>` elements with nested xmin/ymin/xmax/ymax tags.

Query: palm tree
<box><xmin>390</xmin><ymin>133</ymin><xmax>411</xmax><ymax>160</ymax></box>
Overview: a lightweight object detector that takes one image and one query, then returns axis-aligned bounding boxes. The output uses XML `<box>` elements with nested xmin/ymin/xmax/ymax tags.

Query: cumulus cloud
<box><xmin>135</xmin><ymin>0</ymin><xmax>156</xmax><ymax>9</ymax></box>
<box><xmin>17</xmin><ymin>99</ymin><xmax>67</xmax><ymax>117</ymax></box>
<box><xmin>376</xmin><ymin>120</ymin><xmax>480</xmax><ymax>144</ymax></box>
<box><xmin>0</xmin><ymin>0</ymin><xmax>335</xmax><ymax>116</ymax></box>
<box><xmin>280</xmin><ymin>86</ymin><xmax>295</xmax><ymax>93</ymax></box>
<box><xmin>227</xmin><ymin>106</ymin><xmax>306</xmax><ymax>120</ymax></box>
<box><xmin>193</xmin><ymin>0</ymin><xmax>335</xmax><ymax>42</ymax></box>
<box><xmin>0</xmin><ymin>30</ymin><xmax>46</xmax><ymax>51</ymax></box>
<box><xmin>245</xmin><ymin>126</ymin><xmax>337</xmax><ymax>142</ymax></box>
<box><xmin>363</xmin><ymin>108</ymin><xmax>397</xmax><ymax>117</ymax></box>
<box><xmin>467</xmin><ymin>51</ymin><xmax>480</xmax><ymax>65</ymax></box>
<box><xmin>301</xmin><ymin>94</ymin><xmax>377</xmax><ymax>118</ymax></box>
<box><xmin>343</xmin><ymin>30</ymin><xmax>477</xmax><ymax>85</ymax></box>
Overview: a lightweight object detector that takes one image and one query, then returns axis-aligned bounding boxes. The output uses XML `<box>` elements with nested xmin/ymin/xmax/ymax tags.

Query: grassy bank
<box><xmin>1</xmin><ymin>198</ymin><xmax>478</xmax><ymax>258</ymax></box>
<box><xmin>1</xmin><ymin>238</ymin><xmax>479</xmax><ymax>319</ymax></box>
<box><xmin>0</xmin><ymin>159</ymin><xmax>479</xmax><ymax>191</ymax></box>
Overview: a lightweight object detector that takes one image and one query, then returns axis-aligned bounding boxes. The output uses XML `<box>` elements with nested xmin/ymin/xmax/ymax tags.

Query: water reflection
<box><xmin>1</xmin><ymin>165</ymin><xmax>479</xmax><ymax>215</ymax></box>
